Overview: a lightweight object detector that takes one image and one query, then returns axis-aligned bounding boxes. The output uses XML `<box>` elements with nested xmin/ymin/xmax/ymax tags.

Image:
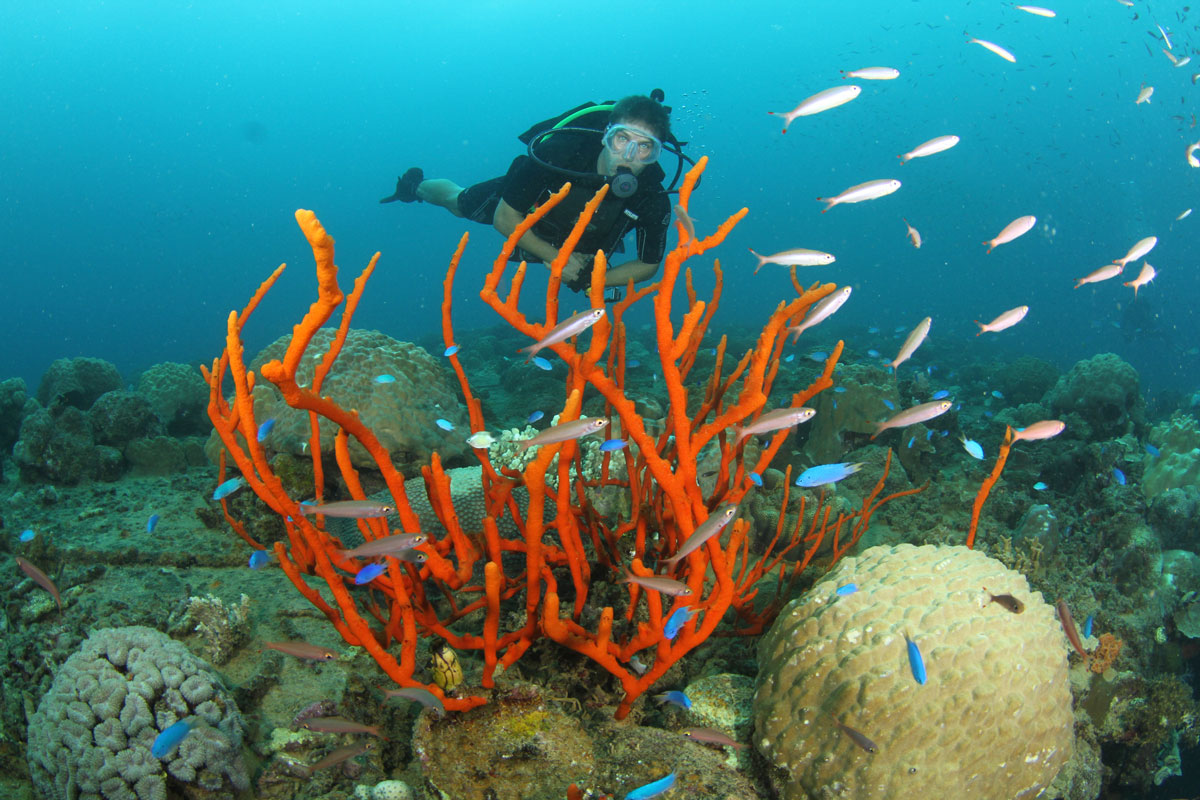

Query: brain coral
<box><xmin>1045</xmin><ymin>352</ymin><xmax>1144</xmax><ymax>439</ymax></box>
<box><xmin>754</xmin><ymin>543</ymin><xmax>1073</xmax><ymax>800</ymax></box>
<box><xmin>230</xmin><ymin>328</ymin><xmax>468</xmax><ymax>473</ymax></box>
<box><xmin>27</xmin><ymin>625</ymin><xmax>249</xmax><ymax>800</ymax></box>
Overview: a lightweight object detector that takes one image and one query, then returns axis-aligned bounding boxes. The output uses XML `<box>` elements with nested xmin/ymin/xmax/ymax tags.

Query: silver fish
<box><xmin>517</xmin><ymin>418</ymin><xmax>609</xmax><ymax>451</ymax></box>
<box><xmin>518</xmin><ymin>308</ymin><xmax>606</xmax><ymax>361</ymax></box>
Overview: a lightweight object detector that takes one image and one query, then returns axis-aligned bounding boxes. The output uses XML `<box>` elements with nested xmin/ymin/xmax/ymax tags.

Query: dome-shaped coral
<box><xmin>1045</xmin><ymin>353</ymin><xmax>1144</xmax><ymax>439</ymax></box>
<box><xmin>754</xmin><ymin>543</ymin><xmax>1073</xmax><ymax>800</ymax></box>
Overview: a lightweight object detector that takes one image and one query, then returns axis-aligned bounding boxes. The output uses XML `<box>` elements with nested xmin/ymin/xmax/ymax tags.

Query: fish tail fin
<box><xmin>983</xmin><ymin>241</ymin><xmax>993</xmax><ymax>253</ymax></box>
<box><xmin>817</xmin><ymin>198</ymin><xmax>831</xmax><ymax>213</ymax></box>
<box><xmin>849</xmin><ymin>462</ymin><xmax>867</xmax><ymax>475</ymax></box>
<box><xmin>870</xmin><ymin>423</ymin><xmax>884</xmax><ymax>440</ymax></box>
<box><xmin>973</xmin><ymin>321</ymin><xmax>986</xmax><ymax>336</ymax></box>
<box><xmin>748</xmin><ymin>248</ymin><xmax>766</xmax><ymax>274</ymax></box>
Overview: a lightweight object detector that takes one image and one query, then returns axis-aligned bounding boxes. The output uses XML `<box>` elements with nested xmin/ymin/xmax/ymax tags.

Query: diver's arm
<box><xmin>604</xmin><ymin>259</ymin><xmax>659</xmax><ymax>287</ymax></box>
<box><xmin>493</xmin><ymin>200</ymin><xmax>563</xmax><ymax>264</ymax></box>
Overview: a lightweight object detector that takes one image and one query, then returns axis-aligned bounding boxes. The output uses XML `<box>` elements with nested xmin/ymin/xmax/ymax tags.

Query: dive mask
<box><xmin>602</xmin><ymin>123</ymin><xmax>662</xmax><ymax>164</ymax></box>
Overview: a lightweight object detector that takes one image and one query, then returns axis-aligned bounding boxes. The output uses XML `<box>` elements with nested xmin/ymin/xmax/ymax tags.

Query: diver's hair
<box><xmin>610</xmin><ymin>95</ymin><xmax>671</xmax><ymax>141</ymax></box>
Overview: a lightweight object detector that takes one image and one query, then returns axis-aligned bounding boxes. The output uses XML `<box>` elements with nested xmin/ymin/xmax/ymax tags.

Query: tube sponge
<box><xmin>753</xmin><ymin>544</ymin><xmax>1074</xmax><ymax>800</ymax></box>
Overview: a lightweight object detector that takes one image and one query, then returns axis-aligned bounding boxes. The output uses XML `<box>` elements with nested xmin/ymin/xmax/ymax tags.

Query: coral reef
<box><xmin>1143</xmin><ymin>412</ymin><xmax>1200</xmax><ymax>499</ymax></box>
<box><xmin>754</xmin><ymin>543</ymin><xmax>1073</xmax><ymax>800</ymax></box>
<box><xmin>26</xmin><ymin>625</ymin><xmax>249</xmax><ymax>800</ymax></box>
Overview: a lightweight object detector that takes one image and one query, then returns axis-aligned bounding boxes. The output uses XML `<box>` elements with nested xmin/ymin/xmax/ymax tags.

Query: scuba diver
<box><xmin>380</xmin><ymin>93</ymin><xmax>688</xmax><ymax>297</ymax></box>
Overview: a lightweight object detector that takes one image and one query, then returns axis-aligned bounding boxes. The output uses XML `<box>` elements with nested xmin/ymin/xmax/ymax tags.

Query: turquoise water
<box><xmin>2</xmin><ymin>1</ymin><xmax>1195</xmax><ymax>398</ymax></box>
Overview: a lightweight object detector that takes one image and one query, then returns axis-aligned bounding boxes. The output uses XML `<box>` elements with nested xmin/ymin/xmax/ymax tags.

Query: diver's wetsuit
<box><xmin>456</xmin><ymin>119</ymin><xmax>670</xmax><ymax>292</ymax></box>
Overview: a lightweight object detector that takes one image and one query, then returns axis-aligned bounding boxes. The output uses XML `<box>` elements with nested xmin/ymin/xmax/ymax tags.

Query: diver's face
<box><xmin>599</xmin><ymin>119</ymin><xmax>660</xmax><ymax>177</ymax></box>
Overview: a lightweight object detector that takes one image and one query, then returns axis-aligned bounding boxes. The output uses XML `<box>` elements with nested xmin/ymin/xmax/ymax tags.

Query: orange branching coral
<box><xmin>205</xmin><ymin>158</ymin><xmax>920</xmax><ymax>720</ymax></box>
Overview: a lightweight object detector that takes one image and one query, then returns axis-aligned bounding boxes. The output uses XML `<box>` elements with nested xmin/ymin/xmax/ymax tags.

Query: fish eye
<box><xmin>908</xmin><ymin>766</ymin><xmax>917</xmax><ymax>774</ymax></box>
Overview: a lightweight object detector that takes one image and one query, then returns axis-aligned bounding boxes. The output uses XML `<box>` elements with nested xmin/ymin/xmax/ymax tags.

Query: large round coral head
<box><xmin>753</xmin><ymin>543</ymin><xmax>1074</xmax><ymax>800</ymax></box>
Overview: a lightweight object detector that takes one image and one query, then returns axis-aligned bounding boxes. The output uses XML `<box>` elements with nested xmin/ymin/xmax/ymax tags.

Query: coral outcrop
<box><xmin>1045</xmin><ymin>353</ymin><xmax>1145</xmax><ymax>439</ymax></box>
<box><xmin>754</xmin><ymin>543</ymin><xmax>1073</xmax><ymax>800</ymax></box>
<box><xmin>26</xmin><ymin>625</ymin><xmax>249</xmax><ymax>800</ymax></box>
<box><xmin>135</xmin><ymin>362</ymin><xmax>210</xmax><ymax>436</ymax></box>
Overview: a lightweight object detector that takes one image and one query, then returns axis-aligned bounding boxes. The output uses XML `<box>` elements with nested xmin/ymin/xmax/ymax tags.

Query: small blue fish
<box><xmin>213</xmin><ymin>477</ymin><xmax>247</xmax><ymax>501</ymax></box>
<box><xmin>527</xmin><ymin>410</ymin><xmax>544</xmax><ymax>424</ymax></box>
<box><xmin>983</xmin><ymin>411</ymin><xmax>994</xmax><ymax>418</ymax></box>
<box><xmin>531</xmin><ymin>356</ymin><xmax>552</xmax><ymax>371</ymax></box>
<box><xmin>1083</xmin><ymin>615</ymin><xmax>1094</xmax><ymax>639</ymax></box>
<box><xmin>931</xmin><ymin>390</ymin><xmax>950</xmax><ymax>400</ymax></box>
<box><xmin>19</xmin><ymin>528</ymin><xmax>35</xmax><ymax>543</ymax></box>
<box><xmin>867</xmin><ymin>349</ymin><xmax>880</xmax><ymax>358</ymax></box>
<box><xmin>653</xmin><ymin>690</ymin><xmax>692</xmax><ymax>710</ymax></box>
<box><xmin>867</xmin><ymin>326</ymin><xmax>880</xmax><ymax>334</ymax></box>
<box><xmin>626</xmin><ymin>359</ymin><xmax>640</xmax><ymax>368</ymax></box>
<box><xmin>748</xmin><ymin>472</ymin><xmax>763</xmax><ymax>487</ymax></box>
<box><xmin>925</xmin><ymin>429</ymin><xmax>934</xmax><ymax>441</ymax></box>
<box><xmin>147</xmin><ymin>514</ymin><xmax>160</xmax><ymax>533</ymax></box>
<box><xmin>435</xmin><ymin>418</ymin><xmax>454</xmax><ymax>431</ymax></box>
<box><xmin>833</xmin><ymin>386</ymin><xmax>847</xmax><ymax>393</ymax></box>
<box><xmin>881</xmin><ymin>399</ymin><xmax>894</xmax><ymax>410</ymax></box>
<box><xmin>151</xmin><ymin>717</ymin><xmax>197</xmax><ymax>759</ymax></box>
<box><xmin>256</xmin><ymin>418</ymin><xmax>276</xmax><ymax>442</ymax></box>
<box><xmin>599</xmin><ymin>438</ymin><xmax>627</xmax><ymax>452</ymax></box>
<box><xmin>355</xmin><ymin>563</ymin><xmax>387</xmax><ymax>585</ymax></box>
<box><xmin>927</xmin><ymin>365</ymin><xmax>935</xmax><ymax>375</ymax></box>
<box><xmin>444</xmin><ymin>345</ymin><xmax>460</xmax><ymax>357</ymax></box>
<box><xmin>809</xmin><ymin>352</ymin><xmax>828</xmax><ymax>362</ymax></box>
<box><xmin>1145</xmin><ymin>443</ymin><xmax>1160</xmax><ymax>457</ymax></box>
<box><xmin>663</xmin><ymin>607</ymin><xmax>694</xmax><ymax>640</ymax></box>
<box><xmin>795</xmin><ymin>462</ymin><xmax>865</xmax><ymax>488</ymax></box>
<box><xmin>904</xmin><ymin>632</ymin><xmax>927</xmax><ymax>685</ymax></box>
<box><xmin>374</xmin><ymin>374</ymin><xmax>396</xmax><ymax>384</ymax></box>
<box><xmin>249</xmin><ymin>550</ymin><xmax>272</xmax><ymax>569</ymax></box>
<box><xmin>960</xmin><ymin>437</ymin><xmax>984</xmax><ymax>460</ymax></box>
<box><xmin>1113</xmin><ymin>467</ymin><xmax>1126</xmax><ymax>486</ymax></box>
<box><xmin>835</xmin><ymin>583</ymin><xmax>858</xmax><ymax>596</ymax></box>
<box><xmin>991</xmin><ymin>390</ymin><xmax>1004</xmax><ymax>399</ymax></box>
<box><xmin>710</xmin><ymin>348</ymin><xmax>717</xmax><ymax>356</ymax></box>
<box><xmin>784</xmin><ymin>354</ymin><xmax>795</xmax><ymax>363</ymax></box>
<box><xmin>907</xmin><ymin>436</ymin><xmax>915</xmax><ymax>448</ymax></box>
<box><xmin>624</xmin><ymin>772</ymin><xmax>676</xmax><ymax>800</ymax></box>
<box><xmin>1033</xmin><ymin>481</ymin><xmax>1048</xmax><ymax>491</ymax></box>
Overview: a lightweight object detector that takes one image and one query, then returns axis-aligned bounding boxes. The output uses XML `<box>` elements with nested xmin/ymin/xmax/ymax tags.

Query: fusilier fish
<box><xmin>15</xmin><ymin>556</ymin><xmax>62</xmax><ymax>611</ymax></box>
<box><xmin>298</xmin><ymin>500</ymin><xmax>395</xmax><ymax>518</ymax></box>
<box><xmin>903</xmin><ymin>218</ymin><xmax>922</xmax><ymax>248</ymax></box>
<box><xmin>338</xmin><ymin>533</ymin><xmax>428</xmax><ymax>559</ymax></box>
<box><xmin>975</xmin><ymin>305</ymin><xmax>1029</xmax><ymax>335</ymax></box>
<box><xmin>733</xmin><ymin>406</ymin><xmax>816</xmax><ymax>444</ymax></box>
<box><xmin>518</xmin><ymin>308</ymin><xmax>606</xmax><ymax>361</ymax></box>
<box><xmin>788</xmin><ymin>286</ymin><xmax>852</xmax><ymax>340</ymax></box>
<box><xmin>1136</xmin><ymin>85</ymin><xmax>1154</xmax><ymax>104</ymax></box>
<box><xmin>969</xmin><ymin>37</ymin><xmax>1016</xmax><ymax>62</ymax></box>
<box><xmin>1123</xmin><ymin>262</ymin><xmax>1157</xmax><ymax>296</ymax></box>
<box><xmin>841</xmin><ymin>66</ymin><xmax>900</xmax><ymax>80</ymax></box>
<box><xmin>983</xmin><ymin>215</ymin><xmax>1036</xmax><ymax>252</ymax></box>
<box><xmin>1015</xmin><ymin>5</ymin><xmax>1056</xmax><ymax>16</ymax></box>
<box><xmin>662</xmin><ymin>503</ymin><xmax>740</xmax><ymax>564</ymax></box>
<box><xmin>1114</xmin><ymin>236</ymin><xmax>1157</xmax><ymax>267</ymax></box>
<box><xmin>898</xmin><ymin>135</ymin><xmax>959</xmax><ymax>163</ymax></box>
<box><xmin>264</xmin><ymin>640</ymin><xmax>338</xmax><ymax>661</ymax></box>
<box><xmin>1012</xmin><ymin>419</ymin><xmax>1066</xmax><ymax>442</ymax></box>
<box><xmin>887</xmin><ymin>316</ymin><xmax>932</xmax><ymax>370</ymax></box>
<box><xmin>517</xmin><ymin>417</ymin><xmax>609</xmax><ymax>451</ymax></box>
<box><xmin>1186</xmin><ymin>143</ymin><xmax>1199</xmax><ymax>168</ymax></box>
<box><xmin>1074</xmin><ymin>263</ymin><xmax>1123</xmax><ymax>288</ymax></box>
<box><xmin>871</xmin><ymin>401</ymin><xmax>953</xmax><ymax>439</ymax></box>
<box><xmin>748</xmin><ymin>247</ymin><xmax>835</xmax><ymax>274</ymax></box>
<box><xmin>768</xmin><ymin>85</ymin><xmax>862</xmax><ymax>132</ymax></box>
<box><xmin>622</xmin><ymin>571</ymin><xmax>693</xmax><ymax>597</ymax></box>
<box><xmin>817</xmin><ymin>179</ymin><xmax>901</xmax><ymax>212</ymax></box>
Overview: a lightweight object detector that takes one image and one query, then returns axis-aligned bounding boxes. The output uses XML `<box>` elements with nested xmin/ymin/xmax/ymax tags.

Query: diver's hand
<box><xmin>561</xmin><ymin>253</ymin><xmax>593</xmax><ymax>284</ymax></box>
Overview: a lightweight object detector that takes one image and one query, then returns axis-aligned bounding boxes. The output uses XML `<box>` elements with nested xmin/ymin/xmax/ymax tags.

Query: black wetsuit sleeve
<box><xmin>500</xmin><ymin>155</ymin><xmax>561</xmax><ymax>215</ymax></box>
<box><xmin>635</xmin><ymin>191</ymin><xmax>671</xmax><ymax>266</ymax></box>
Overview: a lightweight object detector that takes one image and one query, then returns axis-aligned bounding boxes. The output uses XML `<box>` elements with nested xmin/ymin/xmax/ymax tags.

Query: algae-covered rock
<box><xmin>36</xmin><ymin>357</ymin><xmax>123</xmax><ymax>410</ymax></box>
<box><xmin>135</xmin><ymin>361</ymin><xmax>210</xmax><ymax>436</ymax></box>
<box><xmin>1045</xmin><ymin>353</ymin><xmax>1145</xmax><ymax>440</ymax></box>
<box><xmin>87</xmin><ymin>390</ymin><xmax>163</xmax><ymax>447</ymax></box>
<box><xmin>803</xmin><ymin>362</ymin><xmax>897</xmax><ymax>463</ymax></box>
<box><xmin>13</xmin><ymin>406</ymin><xmax>98</xmax><ymax>484</ymax></box>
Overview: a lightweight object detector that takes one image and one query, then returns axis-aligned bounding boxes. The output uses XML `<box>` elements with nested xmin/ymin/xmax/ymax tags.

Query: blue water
<box><xmin>2</xmin><ymin>1</ymin><xmax>1196</xmax><ymax>399</ymax></box>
